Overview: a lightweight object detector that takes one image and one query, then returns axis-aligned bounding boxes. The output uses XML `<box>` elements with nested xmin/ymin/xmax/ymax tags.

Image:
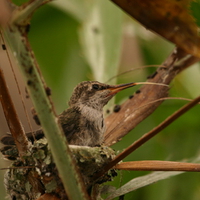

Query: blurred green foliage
<box><xmin>1</xmin><ymin>0</ymin><xmax>200</xmax><ymax>200</ymax></box>
<box><xmin>29</xmin><ymin>5</ymin><xmax>90</xmax><ymax>112</ymax></box>
<box><xmin>191</xmin><ymin>0</ymin><xmax>200</xmax><ymax>27</ymax></box>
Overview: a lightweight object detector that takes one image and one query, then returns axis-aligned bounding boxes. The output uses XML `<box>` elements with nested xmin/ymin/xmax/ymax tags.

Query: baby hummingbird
<box><xmin>1</xmin><ymin>81</ymin><xmax>138</xmax><ymax>147</ymax></box>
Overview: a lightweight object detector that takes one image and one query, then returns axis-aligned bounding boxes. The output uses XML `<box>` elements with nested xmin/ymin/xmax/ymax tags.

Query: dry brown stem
<box><xmin>96</xmin><ymin>95</ymin><xmax>200</xmax><ymax>180</ymax></box>
<box><xmin>0</xmin><ymin>68</ymin><xmax>29</xmax><ymax>157</ymax></box>
<box><xmin>115</xmin><ymin>160</ymin><xmax>200</xmax><ymax>172</ymax></box>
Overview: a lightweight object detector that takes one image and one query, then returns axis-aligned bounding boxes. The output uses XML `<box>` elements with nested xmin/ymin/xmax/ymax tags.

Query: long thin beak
<box><xmin>107</xmin><ymin>82</ymin><xmax>137</xmax><ymax>96</ymax></box>
<box><xmin>107</xmin><ymin>82</ymin><xmax>168</xmax><ymax>96</ymax></box>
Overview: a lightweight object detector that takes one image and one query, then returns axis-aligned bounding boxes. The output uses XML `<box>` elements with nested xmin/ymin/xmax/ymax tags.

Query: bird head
<box><xmin>68</xmin><ymin>81</ymin><xmax>136</xmax><ymax>110</ymax></box>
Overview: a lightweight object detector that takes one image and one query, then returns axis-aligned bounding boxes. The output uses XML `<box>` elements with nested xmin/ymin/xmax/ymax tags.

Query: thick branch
<box><xmin>104</xmin><ymin>48</ymin><xmax>200</xmax><ymax>146</ymax></box>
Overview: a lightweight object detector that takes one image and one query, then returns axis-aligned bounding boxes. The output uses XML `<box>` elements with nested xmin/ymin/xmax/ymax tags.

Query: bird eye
<box><xmin>92</xmin><ymin>84</ymin><xmax>100</xmax><ymax>90</ymax></box>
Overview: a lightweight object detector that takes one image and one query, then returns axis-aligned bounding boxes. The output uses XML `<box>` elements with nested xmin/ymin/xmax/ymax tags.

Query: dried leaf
<box><xmin>111</xmin><ymin>0</ymin><xmax>200</xmax><ymax>57</ymax></box>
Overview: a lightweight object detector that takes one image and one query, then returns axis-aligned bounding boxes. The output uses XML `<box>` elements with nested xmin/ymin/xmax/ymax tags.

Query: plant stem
<box><xmin>2</xmin><ymin>1</ymin><xmax>89</xmax><ymax>199</ymax></box>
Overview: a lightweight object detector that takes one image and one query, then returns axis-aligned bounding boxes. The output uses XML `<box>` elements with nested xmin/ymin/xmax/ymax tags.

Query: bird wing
<box><xmin>58</xmin><ymin>106</ymin><xmax>82</xmax><ymax>142</ymax></box>
<box><xmin>0</xmin><ymin>107</ymin><xmax>80</xmax><ymax>146</ymax></box>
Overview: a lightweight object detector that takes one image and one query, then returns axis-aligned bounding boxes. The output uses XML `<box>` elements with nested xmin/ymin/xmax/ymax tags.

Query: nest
<box><xmin>2</xmin><ymin>138</ymin><xmax>117</xmax><ymax>199</ymax></box>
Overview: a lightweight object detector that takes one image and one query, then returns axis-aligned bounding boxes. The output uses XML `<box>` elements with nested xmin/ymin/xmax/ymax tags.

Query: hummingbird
<box><xmin>0</xmin><ymin>81</ymin><xmax>141</xmax><ymax>147</ymax></box>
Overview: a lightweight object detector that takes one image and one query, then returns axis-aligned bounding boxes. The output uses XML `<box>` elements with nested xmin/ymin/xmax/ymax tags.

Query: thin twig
<box><xmin>115</xmin><ymin>160</ymin><xmax>200</xmax><ymax>172</ymax></box>
<box><xmin>106</xmin><ymin>65</ymin><xmax>166</xmax><ymax>83</ymax></box>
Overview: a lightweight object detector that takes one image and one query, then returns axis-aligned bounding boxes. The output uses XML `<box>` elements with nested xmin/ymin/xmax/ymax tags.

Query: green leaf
<box><xmin>105</xmin><ymin>171</ymin><xmax>183</xmax><ymax>200</ymax></box>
